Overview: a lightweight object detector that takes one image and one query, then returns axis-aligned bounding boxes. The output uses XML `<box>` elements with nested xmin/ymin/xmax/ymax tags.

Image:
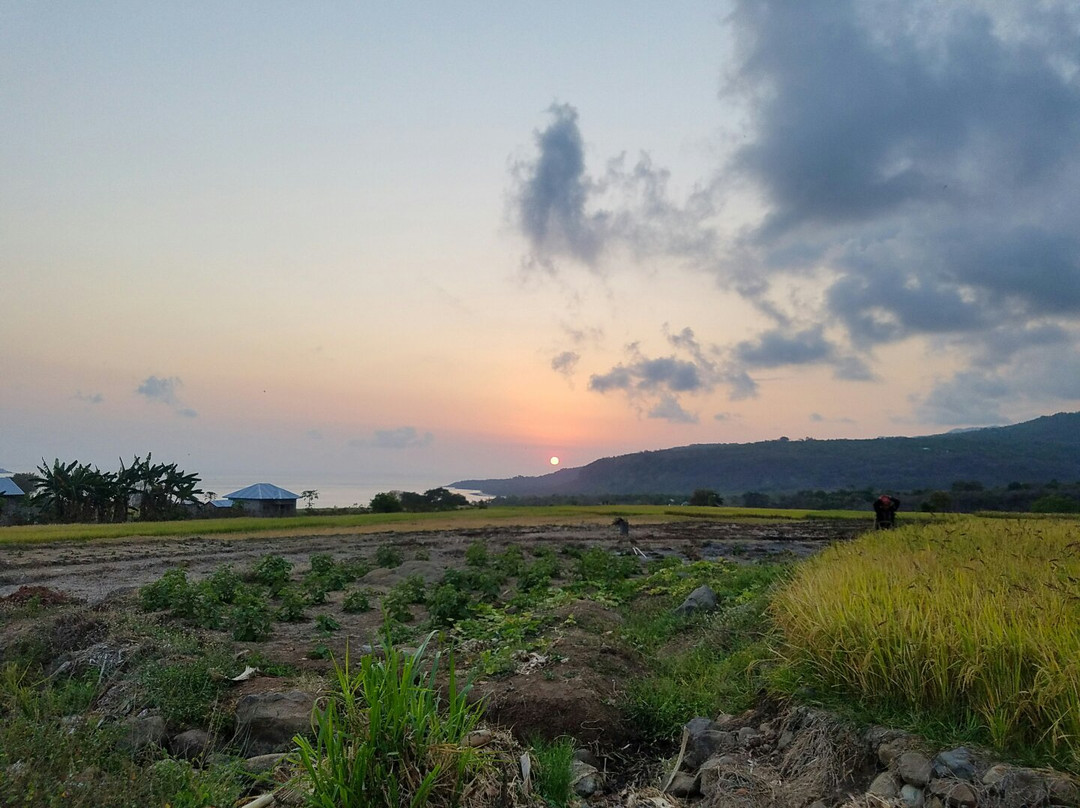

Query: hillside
<box><xmin>453</xmin><ymin>411</ymin><xmax>1080</xmax><ymax>497</ymax></box>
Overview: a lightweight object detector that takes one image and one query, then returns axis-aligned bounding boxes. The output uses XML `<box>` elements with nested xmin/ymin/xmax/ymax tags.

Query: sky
<box><xmin>3</xmin><ymin>1</ymin><xmax>1080</xmax><ymax>488</ymax></box>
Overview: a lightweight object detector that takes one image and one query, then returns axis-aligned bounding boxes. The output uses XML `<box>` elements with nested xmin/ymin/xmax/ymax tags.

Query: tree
<box><xmin>369</xmin><ymin>492</ymin><xmax>403</xmax><ymax>513</ymax></box>
<box><xmin>688</xmin><ymin>489</ymin><xmax>723</xmax><ymax>506</ymax></box>
<box><xmin>742</xmin><ymin>491</ymin><xmax>771</xmax><ymax>508</ymax></box>
<box><xmin>300</xmin><ymin>489</ymin><xmax>319</xmax><ymax>510</ymax></box>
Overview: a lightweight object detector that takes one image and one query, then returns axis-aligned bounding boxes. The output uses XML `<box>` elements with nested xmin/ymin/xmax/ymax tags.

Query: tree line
<box><xmin>8</xmin><ymin>455</ymin><xmax>202</xmax><ymax>523</ymax></box>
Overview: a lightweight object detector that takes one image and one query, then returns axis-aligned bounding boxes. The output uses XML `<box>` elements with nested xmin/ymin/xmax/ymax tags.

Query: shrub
<box><xmin>465</xmin><ymin>541</ymin><xmax>488</xmax><ymax>568</ymax></box>
<box><xmin>427</xmin><ymin>584</ymin><xmax>473</xmax><ymax>627</ymax></box>
<box><xmin>275</xmin><ymin>586</ymin><xmax>308</xmax><ymax>622</ymax></box>
<box><xmin>229</xmin><ymin>587</ymin><xmax>272</xmax><ymax>642</ymax></box>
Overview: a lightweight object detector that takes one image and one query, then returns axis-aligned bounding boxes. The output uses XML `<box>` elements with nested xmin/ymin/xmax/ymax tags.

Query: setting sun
<box><xmin>550</xmin><ymin>456</ymin><xmax>560</xmax><ymax>465</ymax></box>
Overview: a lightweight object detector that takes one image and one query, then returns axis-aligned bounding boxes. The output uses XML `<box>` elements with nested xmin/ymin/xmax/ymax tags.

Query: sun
<box><xmin>549</xmin><ymin>456</ymin><xmax>560</xmax><ymax>466</ymax></box>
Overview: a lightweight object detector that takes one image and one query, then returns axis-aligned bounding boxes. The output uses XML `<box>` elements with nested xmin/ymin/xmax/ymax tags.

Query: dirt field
<box><xmin>0</xmin><ymin>518</ymin><xmax>864</xmax><ymax>603</ymax></box>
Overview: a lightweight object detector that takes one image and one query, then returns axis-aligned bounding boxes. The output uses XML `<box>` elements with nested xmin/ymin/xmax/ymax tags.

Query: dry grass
<box><xmin>771</xmin><ymin>518</ymin><xmax>1080</xmax><ymax>768</ymax></box>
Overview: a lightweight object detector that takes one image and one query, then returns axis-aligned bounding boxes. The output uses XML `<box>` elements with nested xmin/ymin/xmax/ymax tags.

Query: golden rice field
<box><xmin>771</xmin><ymin>517</ymin><xmax>1080</xmax><ymax>768</ymax></box>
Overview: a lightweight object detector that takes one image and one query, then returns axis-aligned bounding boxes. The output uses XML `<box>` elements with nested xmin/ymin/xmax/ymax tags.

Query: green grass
<box><xmin>293</xmin><ymin>631</ymin><xmax>489</xmax><ymax>808</ymax></box>
<box><xmin>529</xmin><ymin>735</ymin><xmax>576</xmax><ymax>807</ymax></box>
<box><xmin>771</xmin><ymin>517</ymin><xmax>1080</xmax><ymax>770</ymax></box>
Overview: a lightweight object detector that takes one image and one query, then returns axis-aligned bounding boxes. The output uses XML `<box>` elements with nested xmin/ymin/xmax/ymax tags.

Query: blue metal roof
<box><xmin>0</xmin><ymin>477</ymin><xmax>26</xmax><ymax>496</ymax></box>
<box><xmin>224</xmin><ymin>483</ymin><xmax>300</xmax><ymax>501</ymax></box>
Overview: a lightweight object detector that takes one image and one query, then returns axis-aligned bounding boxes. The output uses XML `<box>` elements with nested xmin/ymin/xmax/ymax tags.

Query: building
<box><xmin>0</xmin><ymin>477</ymin><xmax>25</xmax><ymax>499</ymax></box>
<box><xmin>223</xmin><ymin>483</ymin><xmax>300</xmax><ymax>517</ymax></box>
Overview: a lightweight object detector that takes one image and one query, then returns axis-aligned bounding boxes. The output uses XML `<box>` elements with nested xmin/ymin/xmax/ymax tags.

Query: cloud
<box><xmin>648</xmin><ymin>396</ymin><xmax>698</xmax><ymax>424</ymax></box>
<box><xmin>74</xmin><ymin>391</ymin><xmax>104</xmax><ymax>405</ymax></box>
<box><xmin>512</xmin><ymin>2</ymin><xmax>1080</xmax><ymax>426</ymax></box>
<box><xmin>351</xmin><ymin>427</ymin><xmax>434</xmax><ymax>450</ymax></box>
<box><xmin>511</xmin><ymin>104</ymin><xmax>717</xmax><ymax>271</ymax></box>
<box><xmin>551</xmin><ymin>351</ymin><xmax>579</xmax><ymax>377</ymax></box>
<box><xmin>135</xmin><ymin>375</ymin><xmax>197</xmax><ymax>417</ymax></box>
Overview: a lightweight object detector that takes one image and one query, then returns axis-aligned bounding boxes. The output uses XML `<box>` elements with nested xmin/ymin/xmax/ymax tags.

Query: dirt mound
<box><xmin>1</xmin><ymin>585</ymin><xmax>77</xmax><ymax>606</ymax></box>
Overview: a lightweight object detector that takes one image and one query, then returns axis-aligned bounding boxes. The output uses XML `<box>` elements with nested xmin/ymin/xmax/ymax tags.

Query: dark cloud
<box><xmin>734</xmin><ymin>327</ymin><xmax>833</xmax><ymax>368</ymax></box>
<box><xmin>136</xmin><ymin>375</ymin><xmax>197</xmax><ymax>417</ymax></box>
<box><xmin>515</xmin><ymin>2</ymin><xmax>1080</xmax><ymax>425</ymax></box>
<box><xmin>511</xmin><ymin>104</ymin><xmax>716</xmax><ymax>270</ymax></box>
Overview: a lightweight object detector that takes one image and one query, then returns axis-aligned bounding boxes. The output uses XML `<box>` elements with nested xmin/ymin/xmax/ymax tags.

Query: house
<box><xmin>0</xmin><ymin>477</ymin><xmax>26</xmax><ymax>499</ymax></box>
<box><xmin>223</xmin><ymin>483</ymin><xmax>300</xmax><ymax>517</ymax></box>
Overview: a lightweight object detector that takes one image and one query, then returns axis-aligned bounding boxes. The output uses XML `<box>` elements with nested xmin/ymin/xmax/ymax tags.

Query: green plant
<box><xmin>292</xmin><ymin>631</ymin><xmax>488</xmax><ymax>808</ymax></box>
<box><xmin>375</xmin><ymin>544</ymin><xmax>404</xmax><ymax>569</ymax></box>
<box><xmin>343</xmin><ymin>588</ymin><xmax>373</xmax><ymax>613</ymax></box>
<box><xmin>530</xmin><ymin>735</ymin><xmax>576</xmax><ymax>808</ymax></box>
<box><xmin>229</xmin><ymin>586</ymin><xmax>272</xmax><ymax>642</ymax></box>
<box><xmin>465</xmin><ymin>541</ymin><xmax>488</xmax><ymax>568</ymax></box>
<box><xmin>427</xmin><ymin>584</ymin><xmax>473</xmax><ymax>627</ymax></box>
<box><xmin>276</xmin><ymin>586</ymin><xmax>308</xmax><ymax>622</ymax></box>
<box><xmin>252</xmin><ymin>554</ymin><xmax>293</xmax><ymax>593</ymax></box>
<box><xmin>316</xmin><ymin>614</ymin><xmax>341</xmax><ymax>633</ymax></box>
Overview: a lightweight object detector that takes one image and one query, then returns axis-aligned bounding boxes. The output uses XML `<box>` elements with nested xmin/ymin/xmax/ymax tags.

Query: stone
<box><xmin>777</xmin><ymin>730</ymin><xmax>795</xmax><ymax>751</ymax></box>
<box><xmin>234</xmin><ymin>690</ymin><xmax>316</xmax><ymax>756</ymax></box>
<box><xmin>685</xmin><ymin>716</ymin><xmax>720</xmax><ymax>736</ymax></box>
<box><xmin>981</xmin><ymin>764</ymin><xmax>1010</xmax><ymax>790</ymax></box>
<box><xmin>571</xmin><ymin>759</ymin><xmax>603</xmax><ymax>797</ymax></box>
<box><xmin>242</xmin><ymin>753</ymin><xmax>288</xmax><ymax>776</ymax></box>
<box><xmin>120</xmin><ymin>712</ymin><xmax>166</xmax><ymax>753</ymax></box>
<box><xmin>868</xmin><ymin>772</ymin><xmax>900</xmax><ymax>798</ymax></box>
<box><xmin>900</xmin><ymin>784</ymin><xmax>926</xmax><ymax>807</ymax></box>
<box><xmin>1046</xmin><ymin>773</ymin><xmax>1079</xmax><ymax>806</ymax></box>
<box><xmin>928</xmin><ymin>778</ymin><xmax>978</xmax><ymax>808</ymax></box>
<box><xmin>573</xmin><ymin>747</ymin><xmax>602</xmax><ymax>768</ymax></box>
<box><xmin>684</xmin><ymin>729</ymin><xmax>737</xmax><ymax>770</ymax></box>
<box><xmin>932</xmin><ymin>747</ymin><xmax>976</xmax><ymax>781</ymax></box>
<box><xmin>169</xmin><ymin>728</ymin><xmax>210</xmax><ymax>760</ymax></box>
<box><xmin>737</xmin><ymin>726</ymin><xmax>762</xmax><ymax>746</ymax></box>
<box><xmin>665</xmin><ymin>771</ymin><xmax>700</xmax><ymax>798</ymax></box>
<box><xmin>896</xmin><ymin>751</ymin><xmax>934</xmax><ymax>788</ymax></box>
<box><xmin>879</xmin><ymin>735</ymin><xmax>921</xmax><ymax>766</ymax></box>
<box><xmin>673</xmin><ymin>585</ymin><xmax>718</xmax><ymax>616</ymax></box>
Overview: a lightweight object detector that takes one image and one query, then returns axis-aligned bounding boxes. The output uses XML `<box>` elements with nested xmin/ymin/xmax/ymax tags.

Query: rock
<box><xmin>925</xmin><ymin>798</ymin><xmax>945</xmax><ymax>808</ymax></box>
<box><xmin>878</xmin><ymin>734</ymin><xmax>921</xmax><ymax>766</ymax></box>
<box><xmin>673</xmin><ymin>585</ymin><xmax>718</xmax><ymax>616</ymax></box>
<box><xmin>777</xmin><ymin>729</ymin><xmax>795</xmax><ymax>751</ymax></box>
<box><xmin>571</xmin><ymin>759</ymin><xmax>603</xmax><ymax>797</ymax></box>
<box><xmin>900</xmin><ymin>783</ymin><xmax>926</xmax><ymax>807</ymax></box>
<box><xmin>737</xmin><ymin>726</ymin><xmax>762</xmax><ymax>746</ymax></box>
<box><xmin>1047</xmin><ymin>773</ymin><xmax>1079</xmax><ymax>805</ymax></box>
<box><xmin>697</xmin><ymin>755</ymin><xmax>740</xmax><ymax>797</ymax></box>
<box><xmin>932</xmin><ymin>748</ymin><xmax>976</xmax><ymax>781</ymax></box>
<box><xmin>928</xmin><ymin>778</ymin><xmax>978</xmax><ymax>808</ymax></box>
<box><xmin>684</xmin><ymin>729</ymin><xmax>737</xmax><ymax>770</ymax></box>
<box><xmin>169</xmin><ymin>728</ymin><xmax>210</xmax><ymax>760</ymax></box>
<box><xmin>896</xmin><ymin>751</ymin><xmax>934</xmax><ymax>788</ymax></box>
<box><xmin>464</xmin><ymin>729</ymin><xmax>493</xmax><ymax>748</ymax></box>
<box><xmin>573</xmin><ymin>747</ymin><xmax>602</xmax><ymax>768</ymax></box>
<box><xmin>120</xmin><ymin>712</ymin><xmax>166</xmax><ymax>753</ymax></box>
<box><xmin>234</xmin><ymin>690</ymin><xmax>316</xmax><ymax>756</ymax></box>
<box><xmin>665</xmin><ymin>770</ymin><xmax>700</xmax><ymax>797</ymax></box>
<box><xmin>242</xmin><ymin>753</ymin><xmax>288</xmax><ymax>776</ymax></box>
<box><xmin>685</xmin><ymin>716</ymin><xmax>720</xmax><ymax>736</ymax></box>
<box><xmin>981</xmin><ymin>764</ymin><xmax>1010</xmax><ymax>790</ymax></box>
<box><xmin>868</xmin><ymin>772</ymin><xmax>900</xmax><ymax>798</ymax></box>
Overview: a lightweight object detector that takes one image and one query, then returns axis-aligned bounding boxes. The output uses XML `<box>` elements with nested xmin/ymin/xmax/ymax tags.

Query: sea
<box><xmin>200</xmin><ymin>475</ymin><xmax>489</xmax><ymax>509</ymax></box>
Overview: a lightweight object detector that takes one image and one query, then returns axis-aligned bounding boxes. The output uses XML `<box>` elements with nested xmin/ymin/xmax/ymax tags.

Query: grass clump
<box><xmin>529</xmin><ymin>735</ymin><xmax>576</xmax><ymax>807</ymax></box>
<box><xmin>771</xmin><ymin>518</ymin><xmax>1080</xmax><ymax>770</ymax></box>
<box><xmin>293</xmin><ymin>631</ymin><xmax>488</xmax><ymax>808</ymax></box>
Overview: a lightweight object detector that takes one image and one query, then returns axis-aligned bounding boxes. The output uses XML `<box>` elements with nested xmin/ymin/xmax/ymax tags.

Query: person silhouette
<box><xmin>873</xmin><ymin>495</ymin><xmax>900</xmax><ymax>529</ymax></box>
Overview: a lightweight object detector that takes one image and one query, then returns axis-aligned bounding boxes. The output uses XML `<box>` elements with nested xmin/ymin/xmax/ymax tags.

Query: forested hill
<box><xmin>453</xmin><ymin>411</ymin><xmax>1080</xmax><ymax>497</ymax></box>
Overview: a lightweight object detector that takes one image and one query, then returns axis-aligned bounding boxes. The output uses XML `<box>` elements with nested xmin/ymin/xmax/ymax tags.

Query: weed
<box><xmin>293</xmin><ymin>631</ymin><xmax>488</xmax><ymax>808</ymax></box>
<box><xmin>427</xmin><ymin>584</ymin><xmax>474</xmax><ymax>627</ymax></box>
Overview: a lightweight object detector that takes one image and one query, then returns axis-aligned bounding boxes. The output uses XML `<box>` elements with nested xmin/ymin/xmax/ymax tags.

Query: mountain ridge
<box><xmin>452</xmin><ymin>412</ymin><xmax>1080</xmax><ymax>497</ymax></box>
